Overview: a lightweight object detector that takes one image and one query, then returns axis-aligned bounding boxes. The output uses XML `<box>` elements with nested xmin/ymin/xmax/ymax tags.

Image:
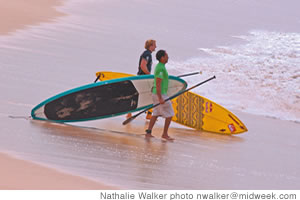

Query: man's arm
<box><xmin>156</xmin><ymin>77</ymin><xmax>165</xmax><ymax>104</ymax></box>
<box><xmin>140</xmin><ymin>58</ymin><xmax>150</xmax><ymax>74</ymax></box>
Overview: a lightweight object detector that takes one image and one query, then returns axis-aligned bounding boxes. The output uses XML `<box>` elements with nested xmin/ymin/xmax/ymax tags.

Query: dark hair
<box><xmin>156</xmin><ymin>50</ymin><xmax>166</xmax><ymax>61</ymax></box>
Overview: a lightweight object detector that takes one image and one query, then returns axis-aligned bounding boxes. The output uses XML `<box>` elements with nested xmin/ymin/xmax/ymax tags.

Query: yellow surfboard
<box><xmin>95</xmin><ymin>71</ymin><xmax>248</xmax><ymax>134</ymax></box>
<box><xmin>95</xmin><ymin>71</ymin><xmax>133</xmax><ymax>81</ymax></box>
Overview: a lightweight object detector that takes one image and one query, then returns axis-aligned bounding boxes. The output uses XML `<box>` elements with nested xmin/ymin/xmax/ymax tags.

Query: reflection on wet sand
<box><xmin>172</xmin><ymin>126</ymin><xmax>245</xmax><ymax>143</ymax></box>
<box><xmin>30</xmin><ymin>119</ymin><xmax>170</xmax><ymax>156</ymax></box>
<box><xmin>29</xmin><ymin>118</ymin><xmax>173</xmax><ymax>186</ymax></box>
<box><xmin>29</xmin><ymin>116</ymin><xmax>246</xmax><ymax>189</ymax></box>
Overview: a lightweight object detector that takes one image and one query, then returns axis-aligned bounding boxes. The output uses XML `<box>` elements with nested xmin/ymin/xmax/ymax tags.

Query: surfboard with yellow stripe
<box><xmin>95</xmin><ymin>71</ymin><xmax>247</xmax><ymax>134</ymax></box>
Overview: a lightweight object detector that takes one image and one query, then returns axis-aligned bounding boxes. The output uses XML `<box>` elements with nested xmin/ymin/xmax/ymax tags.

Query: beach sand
<box><xmin>0</xmin><ymin>0</ymin><xmax>66</xmax><ymax>35</ymax></box>
<box><xmin>0</xmin><ymin>152</ymin><xmax>115</xmax><ymax>189</ymax></box>
<box><xmin>0</xmin><ymin>0</ymin><xmax>115</xmax><ymax>190</ymax></box>
<box><xmin>0</xmin><ymin>0</ymin><xmax>299</xmax><ymax>190</ymax></box>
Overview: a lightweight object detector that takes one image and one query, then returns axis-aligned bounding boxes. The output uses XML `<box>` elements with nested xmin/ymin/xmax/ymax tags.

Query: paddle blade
<box><xmin>122</xmin><ymin>115</ymin><xmax>136</xmax><ymax>125</ymax></box>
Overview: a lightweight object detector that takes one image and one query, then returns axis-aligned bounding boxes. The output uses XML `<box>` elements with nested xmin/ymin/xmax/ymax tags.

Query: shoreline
<box><xmin>0</xmin><ymin>152</ymin><xmax>116</xmax><ymax>189</ymax></box>
<box><xmin>0</xmin><ymin>0</ymin><xmax>66</xmax><ymax>36</ymax></box>
<box><xmin>0</xmin><ymin>0</ymin><xmax>116</xmax><ymax>190</ymax></box>
<box><xmin>0</xmin><ymin>0</ymin><xmax>299</xmax><ymax>189</ymax></box>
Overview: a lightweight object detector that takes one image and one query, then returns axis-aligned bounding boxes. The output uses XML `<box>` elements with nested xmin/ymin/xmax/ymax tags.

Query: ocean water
<box><xmin>0</xmin><ymin>0</ymin><xmax>300</xmax><ymax>189</ymax></box>
<box><xmin>169</xmin><ymin>30</ymin><xmax>300</xmax><ymax>122</ymax></box>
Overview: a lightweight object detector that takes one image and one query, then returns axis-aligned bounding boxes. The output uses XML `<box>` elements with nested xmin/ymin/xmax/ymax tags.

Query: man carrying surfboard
<box><xmin>145</xmin><ymin>50</ymin><xmax>174</xmax><ymax>141</ymax></box>
<box><xmin>132</xmin><ymin>39</ymin><xmax>156</xmax><ymax>120</ymax></box>
<box><xmin>126</xmin><ymin>40</ymin><xmax>156</xmax><ymax>119</ymax></box>
<box><xmin>137</xmin><ymin>39</ymin><xmax>156</xmax><ymax>75</ymax></box>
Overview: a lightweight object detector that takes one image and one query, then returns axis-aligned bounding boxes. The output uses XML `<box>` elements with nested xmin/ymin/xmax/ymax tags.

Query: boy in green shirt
<box><xmin>145</xmin><ymin>50</ymin><xmax>174</xmax><ymax>141</ymax></box>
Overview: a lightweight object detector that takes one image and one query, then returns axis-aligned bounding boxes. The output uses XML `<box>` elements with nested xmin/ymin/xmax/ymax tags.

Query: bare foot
<box><xmin>161</xmin><ymin>135</ymin><xmax>175</xmax><ymax>141</ymax></box>
<box><xmin>145</xmin><ymin>134</ymin><xmax>154</xmax><ymax>138</ymax></box>
<box><xmin>145</xmin><ymin>134</ymin><xmax>154</xmax><ymax>141</ymax></box>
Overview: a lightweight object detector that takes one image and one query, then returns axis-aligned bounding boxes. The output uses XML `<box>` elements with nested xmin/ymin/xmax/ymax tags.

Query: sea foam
<box><xmin>169</xmin><ymin>31</ymin><xmax>300</xmax><ymax>122</ymax></box>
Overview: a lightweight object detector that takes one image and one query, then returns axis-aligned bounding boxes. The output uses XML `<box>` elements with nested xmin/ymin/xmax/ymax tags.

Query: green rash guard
<box><xmin>152</xmin><ymin>62</ymin><xmax>169</xmax><ymax>95</ymax></box>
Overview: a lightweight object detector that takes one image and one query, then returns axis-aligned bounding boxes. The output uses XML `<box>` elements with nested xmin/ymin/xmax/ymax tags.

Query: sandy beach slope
<box><xmin>0</xmin><ymin>153</ymin><xmax>115</xmax><ymax>189</ymax></box>
<box><xmin>0</xmin><ymin>0</ymin><xmax>115</xmax><ymax>190</ymax></box>
<box><xmin>0</xmin><ymin>0</ymin><xmax>66</xmax><ymax>35</ymax></box>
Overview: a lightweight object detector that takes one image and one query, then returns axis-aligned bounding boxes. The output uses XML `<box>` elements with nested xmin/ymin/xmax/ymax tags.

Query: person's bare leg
<box><xmin>145</xmin><ymin>115</ymin><xmax>158</xmax><ymax>138</ymax></box>
<box><xmin>161</xmin><ymin>117</ymin><xmax>174</xmax><ymax>140</ymax></box>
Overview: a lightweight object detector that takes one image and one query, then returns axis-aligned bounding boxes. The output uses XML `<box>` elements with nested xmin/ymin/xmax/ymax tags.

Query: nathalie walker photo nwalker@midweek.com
<box><xmin>98</xmin><ymin>191</ymin><xmax>295</xmax><ymax>200</ymax></box>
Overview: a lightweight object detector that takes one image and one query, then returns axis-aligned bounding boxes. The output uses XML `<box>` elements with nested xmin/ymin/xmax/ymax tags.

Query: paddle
<box><xmin>177</xmin><ymin>71</ymin><xmax>202</xmax><ymax>78</ymax></box>
<box><xmin>122</xmin><ymin>75</ymin><xmax>216</xmax><ymax>125</ymax></box>
<box><xmin>93</xmin><ymin>71</ymin><xmax>202</xmax><ymax>83</ymax></box>
<box><xmin>94</xmin><ymin>73</ymin><xmax>102</xmax><ymax>83</ymax></box>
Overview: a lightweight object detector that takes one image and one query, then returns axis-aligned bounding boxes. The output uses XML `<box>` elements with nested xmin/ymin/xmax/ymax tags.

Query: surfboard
<box><xmin>31</xmin><ymin>75</ymin><xmax>187</xmax><ymax>123</ymax></box>
<box><xmin>95</xmin><ymin>71</ymin><xmax>133</xmax><ymax>81</ymax></box>
<box><xmin>95</xmin><ymin>71</ymin><xmax>248</xmax><ymax>134</ymax></box>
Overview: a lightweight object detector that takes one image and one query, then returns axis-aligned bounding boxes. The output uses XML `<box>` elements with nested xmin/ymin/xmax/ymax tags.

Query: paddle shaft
<box><xmin>122</xmin><ymin>75</ymin><xmax>216</xmax><ymax>125</ymax></box>
<box><xmin>94</xmin><ymin>74</ymin><xmax>101</xmax><ymax>83</ymax></box>
<box><xmin>177</xmin><ymin>71</ymin><xmax>201</xmax><ymax>78</ymax></box>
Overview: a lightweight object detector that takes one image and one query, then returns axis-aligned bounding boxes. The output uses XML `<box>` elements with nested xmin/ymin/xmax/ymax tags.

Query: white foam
<box><xmin>169</xmin><ymin>30</ymin><xmax>300</xmax><ymax>122</ymax></box>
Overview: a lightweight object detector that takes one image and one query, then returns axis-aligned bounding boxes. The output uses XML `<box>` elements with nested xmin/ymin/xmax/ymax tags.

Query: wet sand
<box><xmin>0</xmin><ymin>0</ymin><xmax>299</xmax><ymax>190</ymax></box>
<box><xmin>0</xmin><ymin>0</ymin><xmax>115</xmax><ymax>190</ymax></box>
<box><xmin>22</xmin><ymin>111</ymin><xmax>300</xmax><ymax>189</ymax></box>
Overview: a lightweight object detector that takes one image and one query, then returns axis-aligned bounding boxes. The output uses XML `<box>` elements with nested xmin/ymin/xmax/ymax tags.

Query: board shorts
<box><xmin>152</xmin><ymin>94</ymin><xmax>174</xmax><ymax>118</ymax></box>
